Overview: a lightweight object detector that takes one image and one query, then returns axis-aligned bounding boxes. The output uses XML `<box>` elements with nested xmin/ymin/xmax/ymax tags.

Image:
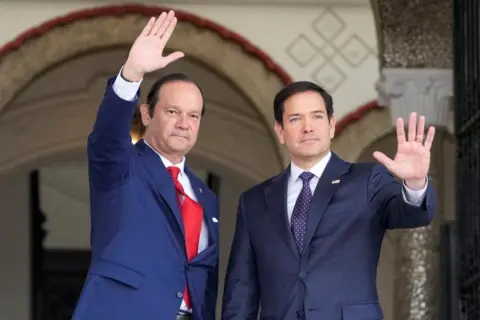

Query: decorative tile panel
<box><xmin>285</xmin><ymin>7</ymin><xmax>378</xmax><ymax>93</ymax></box>
<box><xmin>312</xmin><ymin>61</ymin><xmax>347</xmax><ymax>93</ymax></box>
<box><xmin>286</xmin><ymin>34</ymin><xmax>319</xmax><ymax>67</ymax></box>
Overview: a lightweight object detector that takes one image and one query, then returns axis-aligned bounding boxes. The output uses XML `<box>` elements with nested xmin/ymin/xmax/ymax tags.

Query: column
<box><xmin>376</xmin><ymin>68</ymin><xmax>452</xmax><ymax>320</ymax></box>
<box><xmin>453</xmin><ymin>0</ymin><xmax>480</xmax><ymax>318</ymax></box>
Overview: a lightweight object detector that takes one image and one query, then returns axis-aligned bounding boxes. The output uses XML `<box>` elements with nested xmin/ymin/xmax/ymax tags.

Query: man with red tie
<box><xmin>72</xmin><ymin>11</ymin><xmax>219</xmax><ymax>320</ymax></box>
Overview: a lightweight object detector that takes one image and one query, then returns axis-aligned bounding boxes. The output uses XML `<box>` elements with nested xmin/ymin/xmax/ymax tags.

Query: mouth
<box><xmin>300</xmin><ymin>138</ymin><xmax>319</xmax><ymax>143</ymax></box>
<box><xmin>171</xmin><ymin>135</ymin><xmax>189</xmax><ymax>140</ymax></box>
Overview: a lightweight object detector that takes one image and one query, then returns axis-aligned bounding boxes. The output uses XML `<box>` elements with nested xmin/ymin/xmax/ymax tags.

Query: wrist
<box><xmin>405</xmin><ymin>177</ymin><xmax>427</xmax><ymax>190</ymax></box>
<box><xmin>122</xmin><ymin>61</ymin><xmax>144</xmax><ymax>82</ymax></box>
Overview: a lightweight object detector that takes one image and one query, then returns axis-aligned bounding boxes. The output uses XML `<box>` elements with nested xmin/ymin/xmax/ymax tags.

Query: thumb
<box><xmin>162</xmin><ymin>51</ymin><xmax>185</xmax><ymax>66</ymax></box>
<box><xmin>372</xmin><ymin>151</ymin><xmax>395</xmax><ymax>171</ymax></box>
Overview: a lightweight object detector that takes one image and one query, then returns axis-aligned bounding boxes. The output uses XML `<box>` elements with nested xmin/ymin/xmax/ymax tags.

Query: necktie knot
<box><xmin>299</xmin><ymin>171</ymin><xmax>314</xmax><ymax>183</ymax></box>
<box><xmin>167</xmin><ymin>166</ymin><xmax>181</xmax><ymax>181</ymax></box>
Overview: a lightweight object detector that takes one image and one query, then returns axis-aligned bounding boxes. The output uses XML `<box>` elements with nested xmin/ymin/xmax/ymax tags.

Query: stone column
<box><xmin>376</xmin><ymin>68</ymin><xmax>452</xmax><ymax>320</ymax></box>
<box><xmin>371</xmin><ymin>0</ymin><xmax>453</xmax><ymax>318</ymax></box>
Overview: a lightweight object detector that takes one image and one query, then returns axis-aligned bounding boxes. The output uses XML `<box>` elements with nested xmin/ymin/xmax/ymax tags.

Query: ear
<box><xmin>329</xmin><ymin>116</ymin><xmax>336</xmax><ymax>139</ymax></box>
<box><xmin>140</xmin><ymin>103</ymin><xmax>151</xmax><ymax>127</ymax></box>
<box><xmin>274</xmin><ymin>121</ymin><xmax>285</xmax><ymax>144</ymax></box>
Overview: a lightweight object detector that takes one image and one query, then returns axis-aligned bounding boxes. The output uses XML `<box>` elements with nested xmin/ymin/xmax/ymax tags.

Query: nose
<box><xmin>302</xmin><ymin>118</ymin><xmax>313</xmax><ymax>133</ymax></box>
<box><xmin>176</xmin><ymin>113</ymin><xmax>189</xmax><ymax>130</ymax></box>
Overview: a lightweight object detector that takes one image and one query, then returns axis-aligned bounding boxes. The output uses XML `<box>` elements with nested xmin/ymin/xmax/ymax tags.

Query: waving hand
<box><xmin>123</xmin><ymin>11</ymin><xmax>184</xmax><ymax>81</ymax></box>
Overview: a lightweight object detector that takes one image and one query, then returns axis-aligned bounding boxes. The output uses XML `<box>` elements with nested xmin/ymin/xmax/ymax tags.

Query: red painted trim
<box><xmin>335</xmin><ymin>100</ymin><xmax>384</xmax><ymax>135</ymax></box>
<box><xmin>0</xmin><ymin>3</ymin><xmax>380</xmax><ymax>133</ymax></box>
<box><xmin>0</xmin><ymin>3</ymin><xmax>293</xmax><ymax>85</ymax></box>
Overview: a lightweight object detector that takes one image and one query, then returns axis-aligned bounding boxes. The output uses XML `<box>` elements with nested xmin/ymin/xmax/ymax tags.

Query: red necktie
<box><xmin>167</xmin><ymin>166</ymin><xmax>204</xmax><ymax>309</ymax></box>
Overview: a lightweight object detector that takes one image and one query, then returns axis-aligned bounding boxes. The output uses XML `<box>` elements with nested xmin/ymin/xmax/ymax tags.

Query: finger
<box><xmin>151</xmin><ymin>12</ymin><xmax>168</xmax><ymax>36</ymax></box>
<box><xmin>156</xmin><ymin>10</ymin><xmax>175</xmax><ymax>38</ymax></box>
<box><xmin>141</xmin><ymin>17</ymin><xmax>156</xmax><ymax>36</ymax></box>
<box><xmin>160</xmin><ymin>16</ymin><xmax>178</xmax><ymax>44</ymax></box>
<box><xmin>373</xmin><ymin>151</ymin><xmax>395</xmax><ymax>171</ymax></box>
<box><xmin>423</xmin><ymin>126</ymin><xmax>435</xmax><ymax>151</ymax></box>
<box><xmin>416</xmin><ymin>115</ymin><xmax>425</xmax><ymax>143</ymax></box>
<box><xmin>396</xmin><ymin>117</ymin><xmax>406</xmax><ymax>144</ymax></box>
<box><xmin>407</xmin><ymin>112</ymin><xmax>417</xmax><ymax>142</ymax></box>
<box><xmin>162</xmin><ymin>51</ymin><xmax>185</xmax><ymax>66</ymax></box>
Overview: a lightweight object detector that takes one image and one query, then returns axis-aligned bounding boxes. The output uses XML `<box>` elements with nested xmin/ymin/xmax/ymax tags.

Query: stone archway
<box><xmin>331</xmin><ymin>101</ymin><xmax>392</xmax><ymax>162</ymax></box>
<box><xmin>0</xmin><ymin>4</ymin><xmax>293</xmax><ymax>176</ymax></box>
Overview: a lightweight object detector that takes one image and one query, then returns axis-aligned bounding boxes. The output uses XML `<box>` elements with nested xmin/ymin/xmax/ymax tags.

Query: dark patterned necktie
<box><xmin>291</xmin><ymin>171</ymin><xmax>315</xmax><ymax>254</ymax></box>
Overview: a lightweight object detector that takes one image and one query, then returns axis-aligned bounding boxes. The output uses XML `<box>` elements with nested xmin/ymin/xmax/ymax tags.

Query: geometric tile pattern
<box><xmin>286</xmin><ymin>34</ymin><xmax>318</xmax><ymax>67</ymax></box>
<box><xmin>285</xmin><ymin>8</ymin><xmax>377</xmax><ymax>93</ymax></box>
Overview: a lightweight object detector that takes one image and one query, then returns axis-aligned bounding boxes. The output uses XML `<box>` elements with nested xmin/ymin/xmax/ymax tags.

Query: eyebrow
<box><xmin>287</xmin><ymin>110</ymin><xmax>325</xmax><ymax>117</ymax></box>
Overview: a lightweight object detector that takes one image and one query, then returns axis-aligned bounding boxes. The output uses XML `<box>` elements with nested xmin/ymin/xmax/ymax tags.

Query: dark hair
<box><xmin>145</xmin><ymin>73</ymin><xmax>205</xmax><ymax>117</ymax></box>
<box><xmin>273</xmin><ymin>81</ymin><xmax>333</xmax><ymax>125</ymax></box>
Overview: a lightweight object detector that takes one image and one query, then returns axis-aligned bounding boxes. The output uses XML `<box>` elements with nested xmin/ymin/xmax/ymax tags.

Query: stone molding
<box><xmin>376</xmin><ymin>68</ymin><xmax>454</xmax><ymax>133</ymax></box>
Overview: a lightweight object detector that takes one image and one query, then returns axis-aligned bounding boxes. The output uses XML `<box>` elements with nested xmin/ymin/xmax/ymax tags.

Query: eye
<box><xmin>166</xmin><ymin>109</ymin><xmax>178</xmax><ymax>115</ymax></box>
<box><xmin>190</xmin><ymin>114</ymin><xmax>200</xmax><ymax>120</ymax></box>
<box><xmin>289</xmin><ymin>118</ymin><xmax>299</xmax><ymax>123</ymax></box>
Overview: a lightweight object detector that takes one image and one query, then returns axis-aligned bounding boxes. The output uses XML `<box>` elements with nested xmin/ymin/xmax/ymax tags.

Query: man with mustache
<box><xmin>73</xmin><ymin>11</ymin><xmax>219</xmax><ymax>320</ymax></box>
<box><xmin>222</xmin><ymin>81</ymin><xmax>436</xmax><ymax>320</ymax></box>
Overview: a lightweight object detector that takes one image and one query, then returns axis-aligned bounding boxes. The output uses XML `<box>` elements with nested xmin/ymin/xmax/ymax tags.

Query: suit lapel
<box><xmin>135</xmin><ymin>141</ymin><xmax>185</xmax><ymax>253</ymax></box>
<box><xmin>304</xmin><ymin>153</ymin><xmax>351</xmax><ymax>249</ymax></box>
<box><xmin>265</xmin><ymin>167</ymin><xmax>300</xmax><ymax>260</ymax></box>
<box><xmin>185</xmin><ymin>166</ymin><xmax>218</xmax><ymax>247</ymax></box>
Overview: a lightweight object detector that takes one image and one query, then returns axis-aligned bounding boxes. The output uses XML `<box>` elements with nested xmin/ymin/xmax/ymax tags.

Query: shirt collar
<box><xmin>290</xmin><ymin>151</ymin><xmax>331</xmax><ymax>182</ymax></box>
<box><xmin>143</xmin><ymin>140</ymin><xmax>186</xmax><ymax>176</ymax></box>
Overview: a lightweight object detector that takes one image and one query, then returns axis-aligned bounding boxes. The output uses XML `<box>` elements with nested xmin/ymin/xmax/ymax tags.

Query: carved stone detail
<box><xmin>376</xmin><ymin>68</ymin><xmax>453</xmax><ymax>132</ymax></box>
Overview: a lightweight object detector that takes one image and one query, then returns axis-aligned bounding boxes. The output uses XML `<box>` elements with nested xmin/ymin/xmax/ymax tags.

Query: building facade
<box><xmin>0</xmin><ymin>0</ymin><xmax>454</xmax><ymax>319</ymax></box>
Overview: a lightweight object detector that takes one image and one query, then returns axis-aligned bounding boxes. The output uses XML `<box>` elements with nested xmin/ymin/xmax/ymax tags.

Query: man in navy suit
<box><xmin>221</xmin><ymin>81</ymin><xmax>437</xmax><ymax>320</ymax></box>
<box><xmin>72</xmin><ymin>11</ymin><xmax>219</xmax><ymax>320</ymax></box>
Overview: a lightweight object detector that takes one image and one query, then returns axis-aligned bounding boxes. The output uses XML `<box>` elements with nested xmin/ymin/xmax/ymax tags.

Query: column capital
<box><xmin>376</xmin><ymin>68</ymin><xmax>453</xmax><ymax>131</ymax></box>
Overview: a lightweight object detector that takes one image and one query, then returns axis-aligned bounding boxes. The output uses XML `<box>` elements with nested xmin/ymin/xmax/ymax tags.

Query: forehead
<box><xmin>283</xmin><ymin>90</ymin><xmax>327</xmax><ymax>115</ymax></box>
<box><xmin>156</xmin><ymin>81</ymin><xmax>203</xmax><ymax>110</ymax></box>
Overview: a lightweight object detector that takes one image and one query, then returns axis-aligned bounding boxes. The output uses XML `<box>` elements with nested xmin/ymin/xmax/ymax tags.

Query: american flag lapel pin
<box><xmin>331</xmin><ymin>179</ymin><xmax>340</xmax><ymax>184</ymax></box>
<box><xmin>199</xmin><ymin>187</ymin><xmax>203</xmax><ymax>193</ymax></box>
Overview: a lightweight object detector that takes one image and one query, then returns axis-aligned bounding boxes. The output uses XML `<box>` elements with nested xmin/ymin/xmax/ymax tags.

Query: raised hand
<box><xmin>123</xmin><ymin>11</ymin><xmax>184</xmax><ymax>81</ymax></box>
<box><xmin>372</xmin><ymin>112</ymin><xmax>435</xmax><ymax>190</ymax></box>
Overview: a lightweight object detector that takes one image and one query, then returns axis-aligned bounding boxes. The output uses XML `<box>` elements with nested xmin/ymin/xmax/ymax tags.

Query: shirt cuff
<box><xmin>402</xmin><ymin>178</ymin><xmax>428</xmax><ymax>206</ymax></box>
<box><xmin>112</xmin><ymin>66</ymin><xmax>142</xmax><ymax>101</ymax></box>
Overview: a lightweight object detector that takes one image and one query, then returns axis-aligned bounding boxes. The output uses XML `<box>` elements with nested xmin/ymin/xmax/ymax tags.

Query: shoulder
<box><xmin>186</xmin><ymin>169</ymin><xmax>217</xmax><ymax>199</ymax></box>
<box><xmin>240</xmin><ymin>172</ymin><xmax>283</xmax><ymax>202</ymax></box>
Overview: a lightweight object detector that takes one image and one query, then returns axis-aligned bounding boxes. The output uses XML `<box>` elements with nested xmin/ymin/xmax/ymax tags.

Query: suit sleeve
<box><xmin>368</xmin><ymin>164</ymin><xmax>437</xmax><ymax>229</ymax></box>
<box><xmin>87</xmin><ymin>71</ymin><xmax>141</xmax><ymax>191</ymax></box>
<box><xmin>221</xmin><ymin>195</ymin><xmax>260</xmax><ymax>320</ymax></box>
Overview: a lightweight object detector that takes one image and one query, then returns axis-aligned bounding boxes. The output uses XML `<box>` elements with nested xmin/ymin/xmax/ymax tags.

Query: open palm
<box><xmin>125</xmin><ymin>11</ymin><xmax>184</xmax><ymax>76</ymax></box>
<box><xmin>373</xmin><ymin>112</ymin><xmax>435</xmax><ymax>182</ymax></box>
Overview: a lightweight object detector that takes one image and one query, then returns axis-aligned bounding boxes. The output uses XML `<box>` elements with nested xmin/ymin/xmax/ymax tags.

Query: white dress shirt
<box><xmin>112</xmin><ymin>69</ymin><xmax>208</xmax><ymax>314</ymax></box>
<box><xmin>286</xmin><ymin>151</ymin><xmax>428</xmax><ymax>222</ymax></box>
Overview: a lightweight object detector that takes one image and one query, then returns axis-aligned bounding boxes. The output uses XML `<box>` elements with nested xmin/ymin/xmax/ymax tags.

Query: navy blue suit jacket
<box><xmin>72</xmin><ymin>77</ymin><xmax>219</xmax><ymax>320</ymax></box>
<box><xmin>222</xmin><ymin>153</ymin><xmax>436</xmax><ymax>320</ymax></box>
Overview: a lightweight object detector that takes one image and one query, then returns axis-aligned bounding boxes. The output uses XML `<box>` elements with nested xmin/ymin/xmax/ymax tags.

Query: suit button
<box><xmin>299</xmin><ymin>271</ymin><xmax>306</xmax><ymax>278</ymax></box>
<box><xmin>176</xmin><ymin>292</ymin><xmax>183</xmax><ymax>298</ymax></box>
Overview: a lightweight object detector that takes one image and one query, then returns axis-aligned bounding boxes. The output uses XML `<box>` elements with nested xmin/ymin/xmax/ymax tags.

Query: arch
<box><xmin>331</xmin><ymin>100</ymin><xmax>393</xmax><ymax>162</ymax></box>
<box><xmin>0</xmin><ymin>4</ymin><xmax>294</xmax><ymax>174</ymax></box>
